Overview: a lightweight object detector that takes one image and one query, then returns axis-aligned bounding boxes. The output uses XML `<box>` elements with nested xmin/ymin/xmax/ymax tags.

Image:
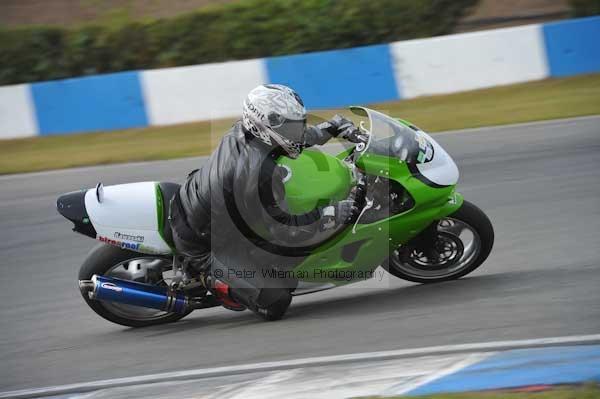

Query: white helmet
<box><xmin>242</xmin><ymin>84</ymin><xmax>307</xmax><ymax>159</ymax></box>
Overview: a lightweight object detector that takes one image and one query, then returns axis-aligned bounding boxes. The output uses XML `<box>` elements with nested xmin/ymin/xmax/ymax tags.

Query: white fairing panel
<box><xmin>417</xmin><ymin>132</ymin><xmax>459</xmax><ymax>186</ymax></box>
<box><xmin>85</xmin><ymin>182</ymin><xmax>172</xmax><ymax>255</ymax></box>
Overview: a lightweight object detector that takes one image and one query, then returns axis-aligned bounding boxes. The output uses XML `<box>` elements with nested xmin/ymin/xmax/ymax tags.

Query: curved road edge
<box><xmin>1</xmin><ymin>334</ymin><xmax>599</xmax><ymax>399</ymax></box>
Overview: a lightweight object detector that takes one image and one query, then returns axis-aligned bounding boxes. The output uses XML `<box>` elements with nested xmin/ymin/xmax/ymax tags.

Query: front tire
<box><xmin>78</xmin><ymin>244</ymin><xmax>191</xmax><ymax>327</ymax></box>
<box><xmin>385</xmin><ymin>200</ymin><xmax>494</xmax><ymax>284</ymax></box>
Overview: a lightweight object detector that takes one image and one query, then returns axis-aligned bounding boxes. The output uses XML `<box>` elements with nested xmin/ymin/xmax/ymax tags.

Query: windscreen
<box><xmin>352</xmin><ymin>107</ymin><xmax>434</xmax><ymax>164</ymax></box>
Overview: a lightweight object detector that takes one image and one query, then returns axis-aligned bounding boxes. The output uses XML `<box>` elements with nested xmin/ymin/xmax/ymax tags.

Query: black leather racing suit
<box><xmin>169</xmin><ymin>121</ymin><xmax>335</xmax><ymax>309</ymax></box>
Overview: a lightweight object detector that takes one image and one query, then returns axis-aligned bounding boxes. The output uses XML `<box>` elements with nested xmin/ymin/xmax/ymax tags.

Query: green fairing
<box><xmin>277</xmin><ymin>149</ymin><xmax>353</xmax><ymax>214</ymax></box>
<box><xmin>154</xmin><ymin>183</ymin><xmax>174</xmax><ymax>253</ymax></box>
<box><xmin>278</xmin><ymin>133</ymin><xmax>462</xmax><ymax>286</ymax></box>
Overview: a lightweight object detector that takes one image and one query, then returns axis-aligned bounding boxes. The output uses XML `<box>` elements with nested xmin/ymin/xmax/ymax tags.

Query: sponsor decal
<box><xmin>246</xmin><ymin>101</ymin><xmax>266</xmax><ymax>121</ymax></box>
<box><xmin>98</xmin><ymin>235</ymin><xmax>141</xmax><ymax>250</ymax></box>
<box><xmin>100</xmin><ymin>282</ymin><xmax>123</xmax><ymax>293</ymax></box>
<box><xmin>448</xmin><ymin>192</ymin><xmax>458</xmax><ymax>205</ymax></box>
<box><xmin>416</xmin><ymin>133</ymin><xmax>428</xmax><ymax>150</ymax></box>
<box><xmin>114</xmin><ymin>232</ymin><xmax>144</xmax><ymax>243</ymax></box>
<box><xmin>97</xmin><ymin>235</ymin><xmax>163</xmax><ymax>254</ymax></box>
<box><xmin>415</xmin><ymin>132</ymin><xmax>434</xmax><ymax>163</ymax></box>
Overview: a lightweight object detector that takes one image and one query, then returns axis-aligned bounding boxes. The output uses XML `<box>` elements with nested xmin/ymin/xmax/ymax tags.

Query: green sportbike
<box><xmin>60</xmin><ymin>107</ymin><xmax>494</xmax><ymax>327</ymax></box>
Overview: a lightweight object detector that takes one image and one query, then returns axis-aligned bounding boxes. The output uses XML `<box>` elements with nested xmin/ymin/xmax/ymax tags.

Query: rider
<box><xmin>169</xmin><ymin>84</ymin><xmax>363</xmax><ymax>320</ymax></box>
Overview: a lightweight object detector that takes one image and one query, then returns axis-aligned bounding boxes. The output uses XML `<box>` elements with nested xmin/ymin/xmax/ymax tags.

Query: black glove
<box><xmin>316</xmin><ymin>115</ymin><xmax>351</xmax><ymax>135</ymax></box>
<box><xmin>337</xmin><ymin>123</ymin><xmax>365</xmax><ymax>144</ymax></box>
<box><xmin>331</xmin><ymin>115</ymin><xmax>366</xmax><ymax>143</ymax></box>
<box><xmin>316</xmin><ymin>115</ymin><xmax>367</xmax><ymax>144</ymax></box>
<box><xmin>320</xmin><ymin>199</ymin><xmax>357</xmax><ymax>231</ymax></box>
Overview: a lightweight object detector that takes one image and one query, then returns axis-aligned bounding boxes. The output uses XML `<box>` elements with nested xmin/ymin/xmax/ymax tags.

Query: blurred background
<box><xmin>0</xmin><ymin>0</ymin><xmax>600</xmax><ymax>173</ymax></box>
<box><xmin>0</xmin><ymin>0</ymin><xmax>596</xmax><ymax>85</ymax></box>
<box><xmin>0</xmin><ymin>1</ymin><xmax>599</xmax><ymax>398</ymax></box>
<box><xmin>0</xmin><ymin>0</ymin><xmax>599</xmax><ymax>173</ymax></box>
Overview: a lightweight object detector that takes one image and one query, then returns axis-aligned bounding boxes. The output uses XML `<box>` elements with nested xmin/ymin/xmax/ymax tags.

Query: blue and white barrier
<box><xmin>266</xmin><ymin>44</ymin><xmax>400</xmax><ymax>109</ymax></box>
<box><xmin>0</xmin><ymin>16</ymin><xmax>598</xmax><ymax>140</ymax></box>
<box><xmin>390</xmin><ymin>24</ymin><xmax>549</xmax><ymax>98</ymax></box>
<box><xmin>544</xmin><ymin>17</ymin><xmax>600</xmax><ymax>77</ymax></box>
<box><xmin>31</xmin><ymin>71</ymin><xmax>148</xmax><ymax>136</ymax></box>
<box><xmin>0</xmin><ymin>84</ymin><xmax>37</xmax><ymax>140</ymax></box>
<box><xmin>142</xmin><ymin>59</ymin><xmax>267</xmax><ymax>125</ymax></box>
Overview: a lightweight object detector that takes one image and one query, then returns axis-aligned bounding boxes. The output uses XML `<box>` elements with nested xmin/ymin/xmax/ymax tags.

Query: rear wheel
<box><xmin>385</xmin><ymin>200</ymin><xmax>494</xmax><ymax>284</ymax></box>
<box><xmin>78</xmin><ymin>244</ymin><xmax>191</xmax><ymax>327</ymax></box>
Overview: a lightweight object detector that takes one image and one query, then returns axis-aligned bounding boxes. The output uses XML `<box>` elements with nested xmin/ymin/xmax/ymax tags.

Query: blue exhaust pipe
<box><xmin>79</xmin><ymin>275</ymin><xmax>191</xmax><ymax>313</ymax></box>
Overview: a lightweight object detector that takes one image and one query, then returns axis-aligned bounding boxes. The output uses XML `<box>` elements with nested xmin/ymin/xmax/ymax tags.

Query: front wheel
<box><xmin>385</xmin><ymin>200</ymin><xmax>494</xmax><ymax>284</ymax></box>
<box><xmin>78</xmin><ymin>244</ymin><xmax>192</xmax><ymax>327</ymax></box>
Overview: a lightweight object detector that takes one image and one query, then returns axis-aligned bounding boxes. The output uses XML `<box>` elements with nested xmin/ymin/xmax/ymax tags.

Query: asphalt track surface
<box><xmin>0</xmin><ymin>117</ymin><xmax>599</xmax><ymax>392</ymax></box>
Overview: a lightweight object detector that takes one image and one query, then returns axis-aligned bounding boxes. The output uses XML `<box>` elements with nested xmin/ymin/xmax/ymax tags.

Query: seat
<box><xmin>158</xmin><ymin>182</ymin><xmax>181</xmax><ymax>249</ymax></box>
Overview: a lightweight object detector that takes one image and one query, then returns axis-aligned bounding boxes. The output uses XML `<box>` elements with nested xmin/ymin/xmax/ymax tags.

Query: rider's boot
<box><xmin>205</xmin><ymin>276</ymin><xmax>246</xmax><ymax>311</ymax></box>
<box><xmin>209</xmin><ymin>263</ymin><xmax>293</xmax><ymax>320</ymax></box>
<box><xmin>253</xmin><ymin>289</ymin><xmax>292</xmax><ymax>321</ymax></box>
<box><xmin>227</xmin><ymin>282</ymin><xmax>292</xmax><ymax>321</ymax></box>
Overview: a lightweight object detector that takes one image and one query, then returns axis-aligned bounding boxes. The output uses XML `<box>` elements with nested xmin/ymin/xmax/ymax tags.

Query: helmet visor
<box><xmin>271</xmin><ymin>118</ymin><xmax>307</xmax><ymax>144</ymax></box>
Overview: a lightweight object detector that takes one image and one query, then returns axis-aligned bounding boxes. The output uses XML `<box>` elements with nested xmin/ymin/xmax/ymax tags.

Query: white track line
<box><xmin>1</xmin><ymin>115</ymin><xmax>598</xmax><ymax>181</ymax></box>
<box><xmin>1</xmin><ymin>334</ymin><xmax>599</xmax><ymax>399</ymax></box>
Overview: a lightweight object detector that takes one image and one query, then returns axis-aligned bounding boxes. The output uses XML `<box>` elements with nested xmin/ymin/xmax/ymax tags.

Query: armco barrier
<box><xmin>0</xmin><ymin>17</ymin><xmax>598</xmax><ymax>140</ymax></box>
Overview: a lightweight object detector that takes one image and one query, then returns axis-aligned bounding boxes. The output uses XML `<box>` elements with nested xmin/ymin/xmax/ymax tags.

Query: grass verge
<box><xmin>1</xmin><ymin>73</ymin><xmax>599</xmax><ymax>175</ymax></box>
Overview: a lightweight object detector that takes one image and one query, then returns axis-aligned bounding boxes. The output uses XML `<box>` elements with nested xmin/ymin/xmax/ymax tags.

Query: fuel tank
<box><xmin>277</xmin><ymin>149</ymin><xmax>353</xmax><ymax>214</ymax></box>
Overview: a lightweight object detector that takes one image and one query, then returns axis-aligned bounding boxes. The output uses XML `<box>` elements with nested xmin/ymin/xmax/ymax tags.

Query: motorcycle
<box><xmin>57</xmin><ymin>107</ymin><xmax>494</xmax><ymax>327</ymax></box>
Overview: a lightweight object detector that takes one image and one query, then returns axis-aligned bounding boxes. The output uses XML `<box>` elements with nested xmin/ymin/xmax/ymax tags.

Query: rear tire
<box><xmin>385</xmin><ymin>200</ymin><xmax>494</xmax><ymax>284</ymax></box>
<box><xmin>79</xmin><ymin>244</ymin><xmax>191</xmax><ymax>328</ymax></box>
